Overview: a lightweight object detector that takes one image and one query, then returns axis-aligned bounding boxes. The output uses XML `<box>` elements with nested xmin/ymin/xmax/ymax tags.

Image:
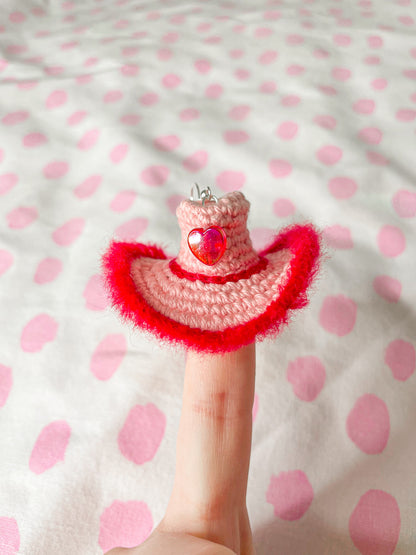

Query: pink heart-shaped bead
<box><xmin>187</xmin><ymin>226</ymin><xmax>227</xmax><ymax>266</ymax></box>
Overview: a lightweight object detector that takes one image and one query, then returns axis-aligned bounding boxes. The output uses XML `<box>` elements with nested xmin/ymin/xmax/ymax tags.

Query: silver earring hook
<box><xmin>190</xmin><ymin>183</ymin><xmax>218</xmax><ymax>206</ymax></box>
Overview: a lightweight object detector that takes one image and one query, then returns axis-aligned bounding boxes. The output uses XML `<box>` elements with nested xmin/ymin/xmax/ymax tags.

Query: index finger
<box><xmin>166</xmin><ymin>342</ymin><xmax>256</xmax><ymax>523</ymax></box>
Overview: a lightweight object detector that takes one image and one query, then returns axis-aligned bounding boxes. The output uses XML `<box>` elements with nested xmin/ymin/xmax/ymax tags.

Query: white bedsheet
<box><xmin>1</xmin><ymin>1</ymin><xmax>415</xmax><ymax>554</ymax></box>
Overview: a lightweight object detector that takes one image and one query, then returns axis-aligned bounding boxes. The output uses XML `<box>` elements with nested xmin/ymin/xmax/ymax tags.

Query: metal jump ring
<box><xmin>190</xmin><ymin>183</ymin><xmax>218</xmax><ymax>206</ymax></box>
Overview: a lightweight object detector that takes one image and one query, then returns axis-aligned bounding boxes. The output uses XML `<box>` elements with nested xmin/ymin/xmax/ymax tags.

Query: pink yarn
<box><xmin>175</xmin><ymin>191</ymin><xmax>259</xmax><ymax>275</ymax></box>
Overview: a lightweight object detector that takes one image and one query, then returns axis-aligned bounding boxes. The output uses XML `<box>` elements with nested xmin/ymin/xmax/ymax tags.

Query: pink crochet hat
<box><xmin>101</xmin><ymin>187</ymin><xmax>322</xmax><ymax>355</ymax></box>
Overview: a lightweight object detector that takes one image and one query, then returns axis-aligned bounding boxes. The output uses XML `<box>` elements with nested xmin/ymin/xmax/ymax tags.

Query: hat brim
<box><xmin>101</xmin><ymin>224</ymin><xmax>322</xmax><ymax>354</ymax></box>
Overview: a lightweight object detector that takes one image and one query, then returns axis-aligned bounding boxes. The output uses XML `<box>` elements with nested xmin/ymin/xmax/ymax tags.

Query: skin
<box><xmin>106</xmin><ymin>342</ymin><xmax>257</xmax><ymax>555</ymax></box>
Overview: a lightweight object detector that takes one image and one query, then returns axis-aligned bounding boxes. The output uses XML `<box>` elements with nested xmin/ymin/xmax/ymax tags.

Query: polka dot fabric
<box><xmin>0</xmin><ymin>1</ymin><xmax>415</xmax><ymax>554</ymax></box>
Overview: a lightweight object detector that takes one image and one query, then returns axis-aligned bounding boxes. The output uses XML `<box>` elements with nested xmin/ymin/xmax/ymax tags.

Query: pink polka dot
<box><xmin>183</xmin><ymin>150</ymin><xmax>208</xmax><ymax>172</ymax></box>
<box><xmin>166</xmin><ymin>194</ymin><xmax>185</xmax><ymax>216</ymax></box>
<box><xmin>110</xmin><ymin>190</ymin><xmax>137</xmax><ymax>212</ymax></box>
<box><xmin>323</xmin><ymin>225</ymin><xmax>353</xmax><ymax>249</ymax></box>
<box><xmin>404</xmin><ymin>66</ymin><xmax>416</xmax><ymax>76</ymax></box>
<box><xmin>7</xmin><ymin>206</ymin><xmax>38</xmax><ymax>229</ymax></box>
<box><xmin>332</xmin><ymin>67</ymin><xmax>351</xmax><ymax>81</ymax></box>
<box><xmin>252</xmin><ymin>393</ymin><xmax>259</xmax><ymax>422</ymax></box>
<box><xmin>287</xmin><ymin>34</ymin><xmax>304</xmax><ymax>45</ymax></box>
<box><xmin>373</xmin><ymin>275</ymin><xmax>402</xmax><ymax>303</ymax></box>
<box><xmin>385</xmin><ymin>339</ymin><xmax>415</xmax><ymax>381</ymax></box>
<box><xmin>250</xmin><ymin>227</ymin><xmax>275</xmax><ymax>251</ymax></box>
<box><xmin>269</xmin><ymin>159</ymin><xmax>292</xmax><ymax>178</ymax></box>
<box><xmin>0</xmin><ymin>364</ymin><xmax>12</xmax><ymax>408</ymax></box>
<box><xmin>162</xmin><ymin>73</ymin><xmax>181</xmax><ymax>88</ymax></box>
<box><xmin>255</xmin><ymin>27</ymin><xmax>273</xmax><ymax>38</ymax></box>
<box><xmin>140</xmin><ymin>165</ymin><xmax>169</xmax><ymax>186</ymax></box>
<box><xmin>103</xmin><ymin>90</ymin><xmax>123</xmax><ymax>103</ymax></box>
<box><xmin>78</xmin><ymin>128</ymin><xmax>100</xmax><ymax>150</ymax></box>
<box><xmin>23</xmin><ymin>132</ymin><xmax>47</xmax><ymax>147</ymax></box>
<box><xmin>67</xmin><ymin>111</ymin><xmax>87</xmax><ymax>126</ymax></box>
<box><xmin>287</xmin><ymin>356</ymin><xmax>326</xmax><ymax>401</ymax></box>
<box><xmin>205</xmin><ymin>83</ymin><xmax>223</xmax><ymax>98</ymax></box>
<box><xmin>21</xmin><ymin>313</ymin><xmax>58</xmax><ymax>352</ymax></box>
<box><xmin>140</xmin><ymin>92</ymin><xmax>158</xmax><ymax>106</ymax></box>
<box><xmin>90</xmin><ymin>334</ymin><xmax>127</xmax><ymax>381</ymax></box>
<box><xmin>120</xmin><ymin>114</ymin><xmax>141</xmax><ymax>125</ymax></box>
<box><xmin>328</xmin><ymin>176</ymin><xmax>357</xmax><ymax>199</ymax></box>
<box><xmin>98</xmin><ymin>500</ymin><xmax>153</xmax><ymax>552</ymax></box>
<box><xmin>319</xmin><ymin>85</ymin><xmax>337</xmax><ymax>97</ymax></box>
<box><xmin>359</xmin><ymin>127</ymin><xmax>382</xmax><ymax>144</ymax></box>
<box><xmin>371</xmin><ymin>78</ymin><xmax>387</xmax><ymax>90</ymax></box>
<box><xmin>34</xmin><ymin>258</ymin><xmax>62</xmax><ymax>284</ymax></box>
<box><xmin>273</xmin><ymin>198</ymin><xmax>295</xmax><ymax>217</ymax></box>
<box><xmin>314</xmin><ymin>114</ymin><xmax>337</xmax><ymax>129</ymax></box>
<box><xmin>29</xmin><ymin>420</ymin><xmax>71</xmax><ymax>474</ymax></box>
<box><xmin>83</xmin><ymin>274</ymin><xmax>108</xmax><ymax>311</ymax></box>
<box><xmin>74</xmin><ymin>175</ymin><xmax>102</xmax><ymax>198</ymax></box>
<box><xmin>399</xmin><ymin>15</ymin><xmax>414</xmax><ymax>25</ymax></box>
<box><xmin>396</xmin><ymin>108</ymin><xmax>416</xmax><ymax>122</ymax></box>
<box><xmin>377</xmin><ymin>225</ymin><xmax>406</xmax><ymax>257</ymax></box>
<box><xmin>194</xmin><ymin>59</ymin><xmax>211</xmax><ymax>73</ymax></box>
<box><xmin>122</xmin><ymin>46</ymin><xmax>139</xmax><ymax>57</ymax></box>
<box><xmin>366</xmin><ymin>151</ymin><xmax>389</xmax><ymax>166</ymax></box>
<box><xmin>18</xmin><ymin>81</ymin><xmax>38</xmax><ymax>91</ymax></box>
<box><xmin>0</xmin><ymin>517</ymin><xmax>20</xmax><ymax>555</ymax></box>
<box><xmin>216</xmin><ymin>170</ymin><xmax>246</xmax><ymax>192</ymax></box>
<box><xmin>43</xmin><ymin>161</ymin><xmax>69</xmax><ymax>179</ymax></box>
<box><xmin>52</xmin><ymin>218</ymin><xmax>85</xmax><ymax>246</ymax></box>
<box><xmin>392</xmin><ymin>189</ymin><xmax>416</xmax><ymax>218</ymax></box>
<box><xmin>281</xmin><ymin>95</ymin><xmax>301</xmax><ymax>107</ymax></box>
<box><xmin>314</xmin><ymin>48</ymin><xmax>330</xmax><ymax>59</ymax></box>
<box><xmin>259</xmin><ymin>50</ymin><xmax>278</xmax><ymax>64</ymax></box>
<box><xmin>276</xmin><ymin>121</ymin><xmax>298</xmax><ymax>140</ymax></box>
<box><xmin>349</xmin><ymin>490</ymin><xmax>400</xmax><ymax>555</ymax></box>
<box><xmin>347</xmin><ymin>394</ymin><xmax>390</xmax><ymax>454</ymax></box>
<box><xmin>179</xmin><ymin>108</ymin><xmax>200</xmax><ymax>121</ymax></box>
<box><xmin>0</xmin><ymin>249</ymin><xmax>13</xmax><ymax>276</ymax></box>
<box><xmin>266</xmin><ymin>470</ymin><xmax>314</xmax><ymax>521</ymax></box>
<box><xmin>234</xmin><ymin>68</ymin><xmax>250</xmax><ymax>81</ymax></box>
<box><xmin>0</xmin><ymin>173</ymin><xmax>18</xmax><ymax>195</ymax></box>
<box><xmin>264</xmin><ymin>10</ymin><xmax>281</xmax><ymax>20</ymax></box>
<box><xmin>45</xmin><ymin>90</ymin><xmax>67</xmax><ymax>109</ymax></box>
<box><xmin>110</xmin><ymin>143</ymin><xmax>129</xmax><ymax>164</ymax></box>
<box><xmin>316</xmin><ymin>145</ymin><xmax>343</xmax><ymax>165</ymax></box>
<box><xmin>353</xmin><ymin>99</ymin><xmax>375</xmax><ymax>114</ymax></box>
<box><xmin>118</xmin><ymin>403</ymin><xmax>166</xmax><ymax>464</ymax></box>
<box><xmin>2</xmin><ymin>110</ymin><xmax>29</xmax><ymax>125</ymax></box>
<box><xmin>319</xmin><ymin>294</ymin><xmax>357</xmax><ymax>336</ymax></box>
<box><xmin>223</xmin><ymin>130</ymin><xmax>249</xmax><ymax>145</ymax></box>
<box><xmin>368</xmin><ymin>35</ymin><xmax>383</xmax><ymax>48</ymax></box>
<box><xmin>10</xmin><ymin>11</ymin><xmax>26</xmax><ymax>23</ymax></box>
<box><xmin>287</xmin><ymin>64</ymin><xmax>304</xmax><ymax>76</ymax></box>
<box><xmin>121</xmin><ymin>64</ymin><xmax>139</xmax><ymax>76</ymax></box>
<box><xmin>260</xmin><ymin>81</ymin><xmax>277</xmax><ymax>93</ymax></box>
<box><xmin>229</xmin><ymin>105</ymin><xmax>251</xmax><ymax>120</ymax></box>
<box><xmin>158</xmin><ymin>48</ymin><xmax>172</xmax><ymax>61</ymax></box>
<box><xmin>115</xmin><ymin>217</ymin><xmax>148</xmax><ymax>241</ymax></box>
<box><xmin>154</xmin><ymin>135</ymin><xmax>180</xmax><ymax>151</ymax></box>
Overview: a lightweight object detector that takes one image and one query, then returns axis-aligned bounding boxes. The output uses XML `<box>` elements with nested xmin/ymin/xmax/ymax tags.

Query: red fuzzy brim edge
<box><xmin>100</xmin><ymin>223</ymin><xmax>323</xmax><ymax>355</ymax></box>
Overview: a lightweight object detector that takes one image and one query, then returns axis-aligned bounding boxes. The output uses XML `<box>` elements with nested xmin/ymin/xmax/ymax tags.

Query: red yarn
<box><xmin>100</xmin><ymin>224</ymin><xmax>323</xmax><ymax>355</ymax></box>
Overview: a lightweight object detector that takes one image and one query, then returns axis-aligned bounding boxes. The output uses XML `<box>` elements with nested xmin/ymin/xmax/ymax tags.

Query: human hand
<box><xmin>105</xmin><ymin>342</ymin><xmax>257</xmax><ymax>555</ymax></box>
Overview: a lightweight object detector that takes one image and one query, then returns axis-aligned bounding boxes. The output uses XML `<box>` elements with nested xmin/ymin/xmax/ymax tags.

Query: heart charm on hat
<box><xmin>187</xmin><ymin>225</ymin><xmax>227</xmax><ymax>266</ymax></box>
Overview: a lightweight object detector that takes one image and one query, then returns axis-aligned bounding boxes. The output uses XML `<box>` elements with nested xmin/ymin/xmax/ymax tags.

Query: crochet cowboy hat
<box><xmin>100</xmin><ymin>186</ymin><xmax>322</xmax><ymax>355</ymax></box>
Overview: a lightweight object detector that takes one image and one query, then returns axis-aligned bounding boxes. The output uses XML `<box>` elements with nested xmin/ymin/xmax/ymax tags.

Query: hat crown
<box><xmin>175</xmin><ymin>191</ymin><xmax>260</xmax><ymax>275</ymax></box>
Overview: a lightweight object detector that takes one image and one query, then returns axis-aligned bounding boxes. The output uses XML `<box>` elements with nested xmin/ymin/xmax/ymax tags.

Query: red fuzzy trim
<box><xmin>168</xmin><ymin>256</ymin><xmax>269</xmax><ymax>283</ymax></box>
<box><xmin>100</xmin><ymin>224</ymin><xmax>323</xmax><ymax>355</ymax></box>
